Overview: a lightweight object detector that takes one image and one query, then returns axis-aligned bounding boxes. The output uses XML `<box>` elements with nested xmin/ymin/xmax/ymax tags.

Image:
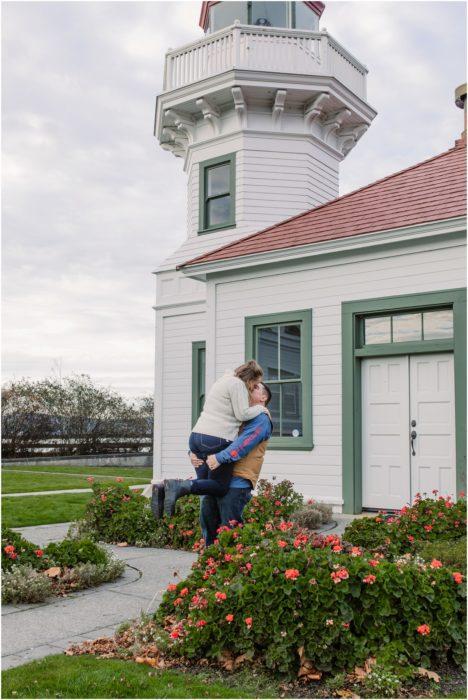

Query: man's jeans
<box><xmin>189</xmin><ymin>432</ymin><xmax>233</xmax><ymax>497</ymax></box>
<box><xmin>200</xmin><ymin>487</ymin><xmax>252</xmax><ymax>546</ymax></box>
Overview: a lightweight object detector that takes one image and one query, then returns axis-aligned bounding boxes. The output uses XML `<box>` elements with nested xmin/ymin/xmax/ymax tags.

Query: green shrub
<box><xmin>415</xmin><ymin>537</ymin><xmax>466</xmax><ymax>573</ymax></box>
<box><xmin>291</xmin><ymin>501</ymin><xmax>333</xmax><ymax>530</ymax></box>
<box><xmin>44</xmin><ymin>538</ymin><xmax>109</xmax><ymax>568</ymax></box>
<box><xmin>343</xmin><ymin>494</ymin><xmax>467</xmax><ymax>555</ymax></box>
<box><xmin>2</xmin><ymin>565</ymin><xmax>53</xmax><ymax>604</ymax></box>
<box><xmin>75</xmin><ymin>479</ymin><xmax>303</xmax><ymax>550</ymax></box>
<box><xmin>154</xmin><ymin>523</ymin><xmax>466</xmax><ymax>674</ymax></box>
<box><xmin>2</xmin><ymin>526</ymin><xmax>52</xmax><ymax>572</ymax></box>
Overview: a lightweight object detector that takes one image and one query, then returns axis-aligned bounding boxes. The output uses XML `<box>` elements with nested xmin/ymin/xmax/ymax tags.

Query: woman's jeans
<box><xmin>188</xmin><ymin>432</ymin><xmax>233</xmax><ymax>497</ymax></box>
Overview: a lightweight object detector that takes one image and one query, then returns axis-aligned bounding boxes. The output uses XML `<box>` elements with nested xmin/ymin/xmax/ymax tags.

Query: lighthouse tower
<box><xmin>152</xmin><ymin>2</ymin><xmax>376</xmax><ymax>479</ymax></box>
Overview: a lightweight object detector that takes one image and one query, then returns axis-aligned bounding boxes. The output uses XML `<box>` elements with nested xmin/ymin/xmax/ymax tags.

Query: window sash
<box><xmin>245</xmin><ymin>309</ymin><xmax>312</xmax><ymax>450</ymax></box>
<box><xmin>199</xmin><ymin>154</ymin><xmax>236</xmax><ymax>233</ymax></box>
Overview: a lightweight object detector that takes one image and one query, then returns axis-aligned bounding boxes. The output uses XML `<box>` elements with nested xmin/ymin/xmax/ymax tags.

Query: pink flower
<box><xmin>432</xmin><ymin>489</ymin><xmax>439</xmax><ymax>495</ymax></box>
<box><xmin>4</xmin><ymin>545</ymin><xmax>15</xmax><ymax>554</ymax></box>
<box><xmin>100</xmin><ymin>494</ymin><xmax>107</xmax><ymax>503</ymax></box>
<box><xmin>275</xmin><ymin>500</ymin><xmax>281</xmax><ymax>506</ymax></box>
<box><xmin>330</xmin><ymin>568</ymin><xmax>349</xmax><ymax>584</ymax></box>
<box><xmin>369</xmin><ymin>560</ymin><xmax>379</xmax><ymax>567</ymax></box>
<box><xmin>180</xmin><ymin>587</ymin><xmax>189</xmax><ymax>596</ymax></box>
<box><xmin>284</xmin><ymin>569</ymin><xmax>300</xmax><ymax>580</ymax></box>
<box><xmin>453</xmin><ymin>572</ymin><xmax>464</xmax><ymax>584</ymax></box>
<box><xmin>245</xmin><ymin>617</ymin><xmax>253</xmax><ymax>628</ymax></box>
<box><xmin>86</xmin><ymin>476</ymin><xmax>94</xmax><ymax>483</ymax></box>
<box><xmin>224</xmin><ymin>554</ymin><xmax>233</xmax><ymax>562</ymax></box>
<box><xmin>277</xmin><ymin>540</ymin><xmax>287</xmax><ymax>548</ymax></box>
<box><xmin>363</xmin><ymin>574</ymin><xmax>376</xmax><ymax>585</ymax></box>
<box><xmin>424</xmin><ymin>525</ymin><xmax>433</xmax><ymax>532</ymax></box>
<box><xmin>430</xmin><ymin>559</ymin><xmax>443</xmax><ymax>569</ymax></box>
<box><xmin>173</xmin><ymin>597</ymin><xmax>183</xmax><ymax>606</ymax></box>
<box><xmin>196</xmin><ymin>619</ymin><xmax>207</xmax><ymax>628</ymax></box>
<box><xmin>350</xmin><ymin>546</ymin><xmax>362</xmax><ymax>557</ymax></box>
<box><xmin>168</xmin><ymin>524</ymin><xmax>175</xmax><ymax>530</ymax></box>
<box><xmin>342</xmin><ymin>622</ymin><xmax>350</xmax><ymax>629</ymax></box>
<box><xmin>225</xmin><ymin>614</ymin><xmax>234</xmax><ymax>623</ymax></box>
<box><xmin>332</xmin><ymin>545</ymin><xmax>343</xmax><ymax>552</ymax></box>
<box><xmin>245</xmin><ymin>562</ymin><xmax>252</xmax><ymax>571</ymax></box>
<box><xmin>408</xmin><ymin>535</ymin><xmax>415</xmax><ymax>543</ymax></box>
<box><xmin>215</xmin><ymin>592</ymin><xmax>227</xmax><ymax>601</ymax></box>
<box><xmin>116</xmin><ymin>477</ymin><xmax>124</xmax><ymax>483</ymax></box>
<box><xmin>167</xmin><ymin>584</ymin><xmax>177</xmax><ymax>592</ymax></box>
<box><xmin>325</xmin><ymin>619</ymin><xmax>334</xmax><ymax>626</ymax></box>
<box><xmin>417</xmin><ymin>624</ymin><xmax>431</xmax><ymax>636</ymax></box>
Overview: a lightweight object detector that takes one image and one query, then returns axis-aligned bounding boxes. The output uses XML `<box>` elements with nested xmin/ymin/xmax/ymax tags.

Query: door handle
<box><xmin>410</xmin><ymin>430</ymin><xmax>417</xmax><ymax>456</ymax></box>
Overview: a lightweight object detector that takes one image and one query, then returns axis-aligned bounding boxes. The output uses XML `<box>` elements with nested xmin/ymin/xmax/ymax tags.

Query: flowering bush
<box><xmin>75</xmin><ymin>479</ymin><xmax>304</xmax><ymax>550</ymax></box>
<box><xmin>343</xmin><ymin>493</ymin><xmax>467</xmax><ymax>555</ymax></box>
<box><xmin>2</xmin><ymin>527</ymin><xmax>51</xmax><ymax>572</ymax></box>
<box><xmin>154</xmin><ymin>523</ymin><xmax>466</xmax><ymax>673</ymax></box>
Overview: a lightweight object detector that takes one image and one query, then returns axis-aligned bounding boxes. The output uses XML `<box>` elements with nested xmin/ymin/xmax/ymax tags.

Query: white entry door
<box><xmin>362</xmin><ymin>353</ymin><xmax>455</xmax><ymax>510</ymax></box>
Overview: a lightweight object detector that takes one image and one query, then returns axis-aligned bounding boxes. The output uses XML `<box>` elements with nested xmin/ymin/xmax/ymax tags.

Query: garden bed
<box><xmin>2</xmin><ymin>527</ymin><xmax>125</xmax><ymax>604</ymax></box>
<box><xmin>66</xmin><ymin>483</ymin><xmax>466</xmax><ymax>695</ymax></box>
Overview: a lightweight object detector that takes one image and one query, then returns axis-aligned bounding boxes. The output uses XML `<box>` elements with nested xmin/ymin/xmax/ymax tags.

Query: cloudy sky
<box><xmin>2</xmin><ymin>0</ymin><xmax>466</xmax><ymax>399</ymax></box>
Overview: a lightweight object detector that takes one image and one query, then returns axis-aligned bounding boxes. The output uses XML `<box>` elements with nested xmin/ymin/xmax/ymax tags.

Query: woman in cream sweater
<box><xmin>152</xmin><ymin>360</ymin><xmax>268</xmax><ymax>518</ymax></box>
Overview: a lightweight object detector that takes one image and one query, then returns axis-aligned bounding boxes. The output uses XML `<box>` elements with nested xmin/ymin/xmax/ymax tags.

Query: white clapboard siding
<box><xmin>158</xmin><ymin>310</ymin><xmax>206</xmax><ymax>478</ymax></box>
<box><xmin>160</xmin><ymin>137</ymin><xmax>339</xmax><ymax>269</ymax></box>
<box><xmin>211</xmin><ymin>239</ymin><xmax>466</xmax><ymax>506</ymax></box>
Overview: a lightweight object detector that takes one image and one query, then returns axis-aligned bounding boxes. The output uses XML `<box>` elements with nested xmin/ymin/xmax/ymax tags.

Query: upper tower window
<box><xmin>199</xmin><ymin>153</ymin><xmax>236</xmax><ymax>233</ymax></box>
<box><xmin>250</xmin><ymin>2</ymin><xmax>288</xmax><ymax>28</ymax></box>
<box><xmin>200</xmin><ymin>2</ymin><xmax>324</xmax><ymax>33</ymax></box>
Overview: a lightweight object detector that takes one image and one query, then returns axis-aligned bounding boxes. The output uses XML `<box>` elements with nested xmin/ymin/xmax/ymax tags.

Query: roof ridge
<box><xmin>181</xmin><ymin>142</ymin><xmax>465</xmax><ymax>268</ymax></box>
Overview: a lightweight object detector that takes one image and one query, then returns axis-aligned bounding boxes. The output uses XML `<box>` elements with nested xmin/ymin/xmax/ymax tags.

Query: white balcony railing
<box><xmin>163</xmin><ymin>23</ymin><xmax>367</xmax><ymax>100</ymax></box>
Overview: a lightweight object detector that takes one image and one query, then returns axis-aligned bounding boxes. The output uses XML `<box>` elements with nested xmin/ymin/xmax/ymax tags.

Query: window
<box><xmin>362</xmin><ymin>308</ymin><xmax>454</xmax><ymax>345</ymax></box>
<box><xmin>199</xmin><ymin>154</ymin><xmax>236</xmax><ymax>233</ymax></box>
<box><xmin>245</xmin><ymin>309</ymin><xmax>312</xmax><ymax>450</ymax></box>
<box><xmin>250</xmin><ymin>2</ymin><xmax>288</xmax><ymax>28</ymax></box>
<box><xmin>294</xmin><ymin>2</ymin><xmax>319</xmax><ymax>31</ymax></box>
<box><xmin>192</xmin><ymin>341</ymin><xmax>206</xmax><ymax>426</ymax></box>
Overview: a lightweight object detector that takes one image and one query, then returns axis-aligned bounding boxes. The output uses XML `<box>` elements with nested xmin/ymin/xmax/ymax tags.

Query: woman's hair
<box><xmin>234</xmin><ymin>359</ymin><xmax>263</xmax><ymax>386</ymax></box>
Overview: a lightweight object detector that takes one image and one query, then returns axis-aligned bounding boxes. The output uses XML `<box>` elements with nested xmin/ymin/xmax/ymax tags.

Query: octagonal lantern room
<box><xmin>199</xmin><ymin>1</ymin><xmax>325</xmax><ymax>33</ymax></box>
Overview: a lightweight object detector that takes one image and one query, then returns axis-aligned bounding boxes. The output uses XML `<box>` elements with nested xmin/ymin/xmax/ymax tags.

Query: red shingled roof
<box><xmin>181</xmin><ymin>140</ymin><xmax>466</xmax><ymax>269</ymax></box>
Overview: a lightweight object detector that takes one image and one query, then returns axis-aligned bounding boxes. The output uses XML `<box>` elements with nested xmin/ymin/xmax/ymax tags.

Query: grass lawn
<box><xmin>1</xmin><ymin>470</ymin><xmax>150</xmax><ymax>494</ymax></box>
<box><xmin>1</xmin><ymin>655</ymin><xmax>279</xmax><ymax>698</ymax></box>
<box><xmin>2</xmin><ymin>464</ymin><xmax>153</xmax><ymax>479</ymax></box>
<box><xmin>2</xmin><ymin>492</ymin><xmax>93</xmax><ymax>528</ymax></box>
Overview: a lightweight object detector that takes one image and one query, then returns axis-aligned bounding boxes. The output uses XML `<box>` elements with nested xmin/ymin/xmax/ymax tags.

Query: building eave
<box><xmin>179</xmin><ymin>216</ymin><xmax>467</xmax><ymax>280</ymax></box>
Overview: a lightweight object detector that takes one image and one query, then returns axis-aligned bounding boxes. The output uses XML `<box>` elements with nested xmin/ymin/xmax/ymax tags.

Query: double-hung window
<box><xmin>199</xmin><ymin>153</ymin><xmax>236</xmax><ymax>233</ymax></box>
<box><xmin>245</xmin><ymin>309</ymin><xmax>312</xmax><ymax>450</ymax></box>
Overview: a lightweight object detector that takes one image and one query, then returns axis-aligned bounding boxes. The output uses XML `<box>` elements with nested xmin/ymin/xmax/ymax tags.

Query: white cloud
<box><xmin>2</xmin><ymin>0</ymin><xmax>466</xmax><ymax>398</ymax></box>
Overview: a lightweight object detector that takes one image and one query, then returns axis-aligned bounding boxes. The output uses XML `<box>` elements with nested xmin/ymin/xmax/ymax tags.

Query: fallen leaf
<box><xmin>297</xmin><ymin>646</ymin><xmax>322</xmax><ymax>681</ymax></box>
<box><xmin>218</xmin><ymin>650</ymin><xmax>234</xmax><ymax>671</ymax></box>
<box><xmin>417</xmin><ymin>668</ymin><xmax>440</xmax><ymax>683</ymax></box>
<box><xmin>116</xmin><ymin>542</ymin><xmax>128</xmax><ymax>547</ymax></box>
<box><xmin>234</xmin><ymin>653</ymin><xmax>251</xmax><ymax>669</ymax></box>
<box><xmin>337</xmin><ymin>690</ymin><xmax>360</xmax><ymax>698</ymax></box>
<box><xmin>364</xmin><ymin>657</ymin><xmax>376</xmax><ymax>674</ymax></box>
<box><xmin>44</xmin><ymin>567</ymin><xmax>61</xmax><ymax>578</ymax></box>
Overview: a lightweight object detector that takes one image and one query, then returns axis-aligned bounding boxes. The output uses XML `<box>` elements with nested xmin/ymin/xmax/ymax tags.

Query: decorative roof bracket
<box><xmin>322</xmin><ymin>108</ymin><xmax>352</xmax><ymax>143</ymax></box>
<box><xmin>272</xmin><ymin>90</ymin><xmax>287</xmax><ymax>128</ymax></box>
<box><xmin>196</xmin><ymin>97</ymin><xmax>221</xmax><ymax>136</ymax></box>
<box><xmin>304</xmin><ymin>92</ymin><xmax>330</xmax><ymax>129</ymax></box>
<box><xmin>232</xmin><ymin>87</ymin><xmax>247</xmax><ymax>128</ymax></box>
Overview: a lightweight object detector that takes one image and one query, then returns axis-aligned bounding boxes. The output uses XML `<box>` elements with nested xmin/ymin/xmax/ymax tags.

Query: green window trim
<box><xmin>198</xmin><ymin>153</ymin><xmax>236</xmax><ymax>234</ymax></box>
<box><xmin>245</xmin><ymin>309</ymin><xmax>313</xmax><ymax>451</ymax></box>
<box><xmin>191</xmin><ymin>341</ymin><xmax>206</xmax><ymax>427</ymax></box>
<box><xmin>342</xmin><ymin>288</ymin><xmax>467</xmax><ymax>514</ymax></box>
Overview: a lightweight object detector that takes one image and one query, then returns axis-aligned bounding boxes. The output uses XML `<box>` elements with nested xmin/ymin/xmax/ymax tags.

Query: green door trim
<box><xmin>342</xmin><ymin>287</ymin><xmax>466</xmax><ymax>514</ymax></box>
<box><xmin>191</xmin><ymin>341</ymin><xmax>206</xmax><ymax>427</ymax></box>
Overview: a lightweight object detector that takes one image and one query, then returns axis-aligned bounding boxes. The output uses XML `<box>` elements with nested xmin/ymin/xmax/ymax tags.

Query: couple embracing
<box><xmin>152</xmin><ymin>360</ymin><xmax>272</xmax><ymax>546</ymax></box>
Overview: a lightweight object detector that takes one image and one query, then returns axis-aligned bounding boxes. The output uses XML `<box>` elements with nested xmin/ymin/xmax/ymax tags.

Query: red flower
<box><xmin>225</xmin><ymin>614</ymin><xmax>234</xmax><ymax>623</ymax></box>
<box><xmin>168</xmin><ymin>524</ymin><xmax>175</xmax><ymax>530</ymax></box>
<box><xmin>245</xmin><ymin>562</ymin><xmax>252</xmax><ymax>571</ymax></box>
<box><xmin>170</xmin><ymin>630</ymin><xmax>180</xmax><ymax>639</ymax></box>
<box><xmin>245</xmin><ymin>617</ymin><xmax>253</xmax><ymax>628</ymax></box>
<box><xmin>116</xmin><ymin>477</ymin><xmax>124</xmax><ymax>483</ymax></box>
<box><xmin>284</xmin><ymin>569</ymin><xmax>300</xmax><ymax>580</ymax></box>
<box><xmin>86</xmin><ymin>476</ymin><xmax>94</xmax><ymax>483</ymax></box>
<box><xmin>215</xmin><ymin>592</ymin><xmax>227</xmax><ymax>601</ymax></box>
<box><xmin>430</xmin><ymin>559</ymin><xmax>443</xmax><ymax>569</ymax></box>
<box><xmin>4</xmin><ymin>545</ymin><xmax>15</xmax><ymax>554</ymax></box>
<box><xmin>459</xmin><ymin>491</ymin><xmax>465</xmax><ymax>498</ymax></box>
<box><xmin>424</xmin><ymin>525</ymin><xmax>433</xmax><ymax>532</ymax></box>
<box><xmin>408</xmin><ymin>535</ymin><xmax>415</xmax><ymax>543</ymax></box>
<box><xmin>167</xmin><ymin>583</ymin><xmax>177</xmax><ymax>592</ymax></box>
<box><xmin>180</xmin><ymin>587</ymin><xmax>189</xmax><ymax>596</ymax></box>
<box><xmin>277</xmin><ymin>540</ymin><xmax>287</xmax><ymax>548</ymax></box>
<box><xmin>173</xmin><ymin>597</ymin><xmax>183</xmax><ymax>606</ymax></box>
<box><xmin>196</xmin><ymin>619</ymin><xmax>207</xmax><ymax>628</ymax></box>
<box><xmin>369</xmin><ymin>559</ymin><xmax>379</xmax><ymax>567</ymax></box>
<box><xmin>417</xmin><ymin>624</ymin><xmax>431</xmax><ymax>636</ymax></box>
<box><xmin>10</xmin><ymin>552</ymin><xmax>18</xmax><ymax>559</ymax></box>
<box><xmin>342</xmin><ymin>622</ymin><xmax>350</xmax><ymax>629</ymax></box>
<box><xmin>100</xmin><ymin>494</ymin><xmax>107</xmax><ymax>503</ymax></box>
<box><xmin>432</xmin><ymin>489</ymin><xmax>439</xmax><ymax>495</ymax></box>
<box><xmin>453</xmin><ymin>572</ymin><xmax>464</xmax><ymax>584</ymax></box>
<box><xmin>34</xmin><ymin>549</ymin><xmax>44</xmax><ymax>558</ymax></box>
<box><xmin>330</xmin><ymin>568</ymin><xmax>349</xmax><ymax>584</ymax></box>
<box><xmin>275</xmin><ymin>500</ymin><xmax>281</xmax><ymax>506</ymax></box>
<box><xmin>375</xmin><ymin>517</ymin><xmax>383</xmax><ymax>523</ymax></box>
<box><xmin>332</xmin><ymin>545</ymin><xmax>343</xmax><ymax>552</ymax></box>
<box><xmin>350</xmin><ymin>546</ymin><xmax>362</xmax><ymax>556</ymax></box>
<box><xmin>224</xmin><ymin>554</ymin><xmax>233</xmax><ymax>562</ymax></box>
<box><xmin>363</xmin><ymin>574</ymin><xmax>376</xmax><ymax>585</ymax></box>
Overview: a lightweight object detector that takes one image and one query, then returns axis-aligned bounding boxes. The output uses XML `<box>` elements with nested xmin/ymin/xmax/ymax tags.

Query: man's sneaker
<box><xmin>151</xmin><ymin>482</ymin><xmax>165</xmax><ymax>520</ymax></box>
<box><xmin>163</xmin><ymin>479</ymin><xmax>192</xmax><ymax>517</ymax></box>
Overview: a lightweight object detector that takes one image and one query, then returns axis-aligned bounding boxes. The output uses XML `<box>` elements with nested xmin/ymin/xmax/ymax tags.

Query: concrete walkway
<box><xmin>3</xmin><ymin>484</ymin><xmax>148</xmax><ymax>498</ymax></box>
<box><xmin>2</xmin><ymin>523</ymin><xmax>197</xmax><ymax>670</ymax></box>
<box><xmin>1</xmin><ymin>515</ymin><xmax>361</xmax><ymax>671</ymax></box>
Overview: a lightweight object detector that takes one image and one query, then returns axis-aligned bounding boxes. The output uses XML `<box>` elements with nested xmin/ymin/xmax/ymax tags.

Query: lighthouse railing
<box><xmin>163</xmin><ymin>24</ymin><xmax>367</xmax><ymax>100</ymax></box>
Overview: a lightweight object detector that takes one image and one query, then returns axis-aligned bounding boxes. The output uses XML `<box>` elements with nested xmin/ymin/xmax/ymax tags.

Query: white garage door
<box><xmin>362</xmin><ymin>353</ymin><xmax>456</xmax><ymax>510</ymax></box>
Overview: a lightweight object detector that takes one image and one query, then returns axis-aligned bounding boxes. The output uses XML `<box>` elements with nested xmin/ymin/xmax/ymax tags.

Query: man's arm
<box><xmin>214</xmin><ymin>413</ymin><xmax>272</xmax><ymax>465</ymax></box>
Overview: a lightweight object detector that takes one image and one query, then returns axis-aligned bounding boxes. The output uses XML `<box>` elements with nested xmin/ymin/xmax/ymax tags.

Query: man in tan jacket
<box><xmin>191</xmin><ymin>382</ymin><xmax>272</xmax><ymax>546</ymax></box>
